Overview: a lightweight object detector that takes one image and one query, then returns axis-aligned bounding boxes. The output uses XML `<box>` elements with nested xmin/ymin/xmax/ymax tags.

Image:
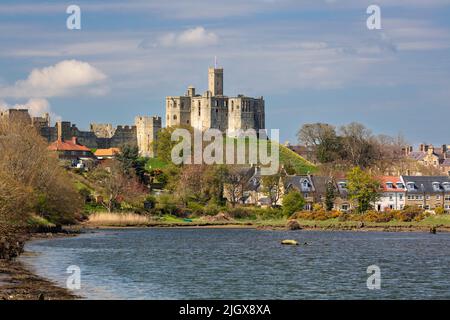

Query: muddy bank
<box><xmin>0</xmin><ymin>259</ymin><xmax>78</xmax><ymax>300</ymax></box>
<box><xmin>0</xmin><ymin>229</ymin><xmax>80</xmax><ymax>300</ymax></box>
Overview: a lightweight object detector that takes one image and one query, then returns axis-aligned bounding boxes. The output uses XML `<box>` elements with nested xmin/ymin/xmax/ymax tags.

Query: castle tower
<box><xmin>135</xmin><ymin>115</ymin><xmax>162</xmax><ymax>158</ymax></box>
<box><xmin>208</xmin><ymin>67</ymin><xmax>223</xmax><ymax>96</ymax></box>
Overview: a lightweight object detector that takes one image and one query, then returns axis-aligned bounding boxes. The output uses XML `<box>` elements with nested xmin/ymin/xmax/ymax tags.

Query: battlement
<box><xmin>2</xmin><ymin>108</ymin><xmax>161</xmax><ymax>157</ymax></box>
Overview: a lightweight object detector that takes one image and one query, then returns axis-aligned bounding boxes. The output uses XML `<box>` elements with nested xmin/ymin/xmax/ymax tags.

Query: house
<box><xmin>94</xmin><ymin>148</ymin><xmax>121</xmax><ymax>160</ymax></box>
<box><xmin>375</xmin><ymin>176</ymin><xmax>406</xmax><ymax>211</ymax></box>
<box><xmin>333</xmin><ymin>178</ymin><xmax>353</xmax><ymax>212</ymax></box>
<box><xmin>405</xmin><ymin>144</ymin><xmax>450</xmax><ymax>175</ymax></box>
<box><xmin>283</xmin><ymin>175</ymin><xmax>315</xmax><ymax>210</ymax></box>
<box><xmin>48</xmin><ymin>137</ymin><xmax>94</xmax><ymax>163</ymax></box>
<box><xmin>402</xmin><ymin>176</ymin><xmax>450</xmax><ymax>211</ymax></box>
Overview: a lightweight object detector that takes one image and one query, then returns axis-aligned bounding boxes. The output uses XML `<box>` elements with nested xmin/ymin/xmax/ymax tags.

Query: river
<box><xmin>21</xmin><ymin>228</ymin><xmax>450</xmax><ymax>299</ymax></box>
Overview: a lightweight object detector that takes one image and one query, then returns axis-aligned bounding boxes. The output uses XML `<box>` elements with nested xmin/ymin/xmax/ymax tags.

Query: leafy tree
<box><xmin>261</xmin><ymin>172</ymin><xmax>283</xmax><ymax>206</ymax></box>
<box><xmin>116</xmin><ymin>145</ymin><xmax>146</xmax><ymax>182</ymax></box>
<box><xmin>154</xmin><ymin>125</ymin><xmax>193</xmax><ymax>164</ymax></box>
<box><xmin>347</xmin><ymin>167</ymin><xmax>380</xmax><ymax>213</ymax></box>
<box><xmin>325</xmin><ymin>180</ymin><xmax>335</xmax><ymax>211</ymax></box>
<box><xmin>282</xmin><ymin>190</ymin><xmax>305</xmax><ymax>217</ymax></box>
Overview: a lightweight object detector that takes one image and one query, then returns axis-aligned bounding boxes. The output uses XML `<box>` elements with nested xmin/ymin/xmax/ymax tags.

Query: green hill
<box><xmin>148</xmin><ymin>137</ymin><xmax>316</xmax><ymax>175</ymax></box>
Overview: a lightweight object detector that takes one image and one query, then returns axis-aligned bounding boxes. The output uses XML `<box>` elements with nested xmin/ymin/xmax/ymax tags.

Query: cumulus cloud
<box><xmin>0</xmin><ymin>60</ymin><xmax>107</xmax><ymax>99</ymax></box>
<box><xmin>157</xmin><ymin>27</ymin><xmax>219</xmax><ymax>48</ymax></box>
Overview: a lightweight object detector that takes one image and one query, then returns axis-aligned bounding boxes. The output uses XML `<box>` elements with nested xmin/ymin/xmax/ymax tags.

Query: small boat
<box><xmin>183</xmin><ymin>218</ymin><xmax>193</xmax><ymax>222</ymax></box>
<box><xmin>281</xmin><ymin>240</ymin><xmax>299</xmax><ymax>245</ymax></box>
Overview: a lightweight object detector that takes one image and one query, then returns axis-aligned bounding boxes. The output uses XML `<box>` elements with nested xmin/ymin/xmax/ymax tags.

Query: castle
<box><xmin>166</xmin><ymin>66</ymin><xmax>265</xmax><ymax>135</ymax></box>
<box><xmin>0</xmin><ymin>109</ymin><xmax>161</xmax><ymax>157</ymax></box>
<box><xmin>1</xmin><ymin>65</ymin><xmax>265</xmax><ymax>157</ymax></box>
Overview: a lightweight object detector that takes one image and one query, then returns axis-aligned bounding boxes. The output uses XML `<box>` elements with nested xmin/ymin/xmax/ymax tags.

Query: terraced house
<box><xmin>375</xmin><ymin>176</ymin><xmax>406</xmax><ymax>211</ymax></box>
<box><xmin>402</xmin><ymin>176</ymin><xmax>450</xmax><ymax>211</ymax></box>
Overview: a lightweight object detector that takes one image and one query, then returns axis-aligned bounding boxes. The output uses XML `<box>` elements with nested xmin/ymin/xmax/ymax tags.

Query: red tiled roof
<box><xmin>48</xmin><ymin>137</ymin><xmax>91</xmax><ymax>152</ymax></box>
<box><xmin>94</xmin><ymin>148</ymin><xmax>120</xmax><ymax>157</ymax></box>
<box><xmin>377</xmin><ymin>176</ymin><xmax>404</xmax><ymax>192</ymax></box>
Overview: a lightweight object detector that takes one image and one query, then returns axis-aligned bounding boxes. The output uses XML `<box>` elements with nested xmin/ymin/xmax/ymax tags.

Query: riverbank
<box><xmin>0</xmin><ymin>232</ymin><xmax>79</xmax><ymax>300</ymax></box>
<box><xmin>83</xmin><ymin>213</ymin><xmax>450</xmax><ymax>233</ymax></box>
<box><xmin>2</xmin><ymin>215</ymin><xmax>450</xmax><ymax>300</ymax></box>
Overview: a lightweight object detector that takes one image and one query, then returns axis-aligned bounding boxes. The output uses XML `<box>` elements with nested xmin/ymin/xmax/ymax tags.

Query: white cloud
<box><xmin>0</xmin><ymin>60</ymin><xmax>107</xmax><ymax>99</ymax></box>
<box><xmin>157</xmin><ymin>27</ymin><xmax>218</xmax><ymax>47</ymax></box>
<box><xmin>0</xmin><ymin>98</ymin><xmax>60</xmax><ymax>123</ymax></box>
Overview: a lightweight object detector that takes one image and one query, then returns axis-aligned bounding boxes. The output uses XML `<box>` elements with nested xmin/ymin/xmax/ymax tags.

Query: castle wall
<box><xmin>166</xmin><ymin>96</ymin><xmax>191</xmax><ymax>127</ymax></box>
<box><xmin>135</xmin><ymin>115</ymin><xmax>162</xmax><ymax>157</ymax></box>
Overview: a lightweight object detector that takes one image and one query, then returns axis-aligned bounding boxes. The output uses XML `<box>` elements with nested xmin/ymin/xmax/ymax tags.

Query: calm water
<box><xmin>22</xmin><ymin>228</ymin><xmax>450</xmax><ymax>299</ymax></box>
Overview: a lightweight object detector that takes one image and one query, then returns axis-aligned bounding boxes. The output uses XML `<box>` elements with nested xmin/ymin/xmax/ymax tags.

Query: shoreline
<box><xmin>81</xmin><ymin>220</ymin><xmax>450</xmax><ymax>233</ymax></box>
<box><xmin>2</xmin><ymin>222</ymin><xmax>449</xmax><ymax>300</ymax></box>
<box><xmin>0</xmin><ymin>232</ymin><xmax>80</xmax><ymax>300</ymax></box>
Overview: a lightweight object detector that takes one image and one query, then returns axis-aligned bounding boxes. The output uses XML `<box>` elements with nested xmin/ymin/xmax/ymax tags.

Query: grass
<box><xmin>222</xmin><ymin>137</ymin><xmax>316</xmax><ymax>175</ymax></box>
<box><xmin>145</xmin><ymin>157</ymin><xmax>168</xmax><ymax>170</ymax></box>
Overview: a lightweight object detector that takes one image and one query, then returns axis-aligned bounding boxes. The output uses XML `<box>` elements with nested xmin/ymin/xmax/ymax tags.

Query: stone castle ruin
<box><xmin>166</xmin><ymin>66</ymin><xmax>265</xmax><ymax>135</ymax></box>
<box><xmin>0</xmin><ymin>109</ymin><xmax>161</xmax><ymax>157</ymax></box>
<box><xmin>1</xmin><ymin>65</ymin><xmax>265</xmax><ymax>157</ymax></box>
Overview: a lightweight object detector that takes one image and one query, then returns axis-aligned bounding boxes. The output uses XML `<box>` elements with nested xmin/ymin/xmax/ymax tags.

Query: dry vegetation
<box><xmin>87</xmin><ymin>212</ymin><xmax>151</xmax><ymax>226</ymax></box>
<box><xmin>0</xmin><ymin>119</ymin><xmax>82</xmax><ymax>232</ymax></box>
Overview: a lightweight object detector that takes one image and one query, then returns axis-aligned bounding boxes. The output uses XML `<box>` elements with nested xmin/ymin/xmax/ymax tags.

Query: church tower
<box><xmin>208</xmin><ymin>67</ymin><xmax>223</xmax><ymax>96</ymax></box>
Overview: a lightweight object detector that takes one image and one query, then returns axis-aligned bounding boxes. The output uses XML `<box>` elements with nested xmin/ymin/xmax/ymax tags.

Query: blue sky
<box><xmin>1</xmin><ymin>0</ymin><xmax>450</xmax><ymax>146</ymax></box>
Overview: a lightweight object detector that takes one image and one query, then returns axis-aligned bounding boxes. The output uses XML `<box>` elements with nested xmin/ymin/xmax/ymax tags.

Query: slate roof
<box><xmin>401</xmin><ymin>176</ymin><xmax>450</xmax><ymax>193</ymax></box>
<box><xmin>284</xmin><ymin>175</ymin><xmax>314</xmax><ymax>192</ymax></box>
<box><xmin>310</xmin><ymin>176</ymin><xmax>333</xmax><ymax>195</ymax></box>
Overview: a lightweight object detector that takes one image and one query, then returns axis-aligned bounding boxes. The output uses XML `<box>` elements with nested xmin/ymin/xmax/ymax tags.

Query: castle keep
<box><xmin>166</xmin><ymin>66</ymin><xmax>265</xmax><ymax>135</ymax></box>
<box><xmin>0</xmin><ymin>109</ymin><xmax>161</xmax><ymax>157</ymax></box>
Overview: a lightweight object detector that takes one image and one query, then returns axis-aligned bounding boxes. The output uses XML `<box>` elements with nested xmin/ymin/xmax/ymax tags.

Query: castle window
<box><xmin>198</xmin><ymin>101</ymin><xmax>201</xmax><ymax>107</ymax></box>
<box><xmin>173</xmin><ymin>115</ymin><xmax>177</xmax><ymax>120</ymax></box>
<box><xmin>198</xmin><ymin>107</ymin><xmax>201</xmax><ymax>117</ymax></box>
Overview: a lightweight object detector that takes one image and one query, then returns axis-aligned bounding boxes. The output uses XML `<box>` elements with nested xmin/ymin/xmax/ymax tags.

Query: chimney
<box><xmin>71</xmin><ymin>136</ymin><xmax>78</xmax><ymax>145</ymax></box>
<box><xmin>428</xmin><ymin>145</ymin><xmax>434</xmax><ymax>155</ymax></box>
<box><xmin>419</xmin><ymin>144</ymin><xmax>425</xmax><ymax>152</ymax></box>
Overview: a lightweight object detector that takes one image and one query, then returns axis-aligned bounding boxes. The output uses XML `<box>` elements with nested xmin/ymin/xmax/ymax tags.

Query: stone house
<box><xmin>402</xmin><ymin>176</ymin><xmax>450</xmax><ymax>211</ymax></box>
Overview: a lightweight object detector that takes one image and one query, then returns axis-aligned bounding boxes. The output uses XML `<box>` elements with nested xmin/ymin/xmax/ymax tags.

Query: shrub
<box><xmin>282</xmin><ymin>191</ymin><xmax>305</xmax><ymax>217</ymax></box>
<box><xmin>187</xmin><ymin>202</ymin><xmax>204</xmax><ymax>216</ymax></box>
<box><xmin>204</xmin><ymin>202</ymin><xmax>221</xmax><ymax>216</ymax></box>
<box><xmin>156</xmin><ymin>194</ymin><xmax>180</xmax><ymax>216</ymax></box>
<box><xmin>434</xmin><ymin>207</ymin><xmax>445</xmax><ymax>215</ymax></box>
<box><xmin>312</xmin><ymin>203</ymin><xmax>323</xmax><ymax>211</ymax></box>
<box><xmin>228</xmin><ymin>207</ymin><xmax>253</xmax><ymax>219</ymax></box>
<box><xmin>394</xmin><ymin>206</ymin><xmax>424</xmax><ymax>222</ymax></box>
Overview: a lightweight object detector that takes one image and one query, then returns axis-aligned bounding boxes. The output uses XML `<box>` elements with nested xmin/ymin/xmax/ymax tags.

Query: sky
<box><xmin>0</xmin><ymin>0</ymin><xmax>450</xmax><ymax>146</ymax></box>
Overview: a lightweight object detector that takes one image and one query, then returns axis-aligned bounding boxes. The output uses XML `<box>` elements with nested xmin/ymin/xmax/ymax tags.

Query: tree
<box><xmin>91</xmin><ymin>162</ymin><xmax>144</xmax><ymax>212</ymax></box>
<box><xmin>282</xmin><ymin>191</ymin><xmax>305</xmax><ymax>217</ymax></box>
<box><xmin>347</xmin><ymin>167</ymin><xmax>380</xmax><ymax>213</ymax></box>
<box><xmin>116</xmin><ymin>144</ymin><xmax>146</xmax><ymax>182</ymax></box>
<box><xmin>261</xmin><ymin>172</ymin><xmax>283</xmax><ymax>206</ymax></box>
<box><xmin>339</xmin><ymin>122</ymin><xmax>376</xmax><ymax>168</ymax></box>
<box><xmin>153</xmin><ymin>125</ymin><xmax>193</xmax><ymax>164</ymax></box>
<box><xmin>297</xmin><ymin>123</ymin><xmax>342</xmax><ymax>163</ymax></box>
<box><xmin>224</xmin><ymin>167</ymin><xmax>248</xmax><ymax>207</ymax></box>
<box><xmin>0</xmin><ymin>118</ymin><xmax>82</xmax><ymax>225</ymax></box>
<box><xmin>325</xmin><ymin>180</ymin><xmax>335</xmax><ymax>211</ymax></box>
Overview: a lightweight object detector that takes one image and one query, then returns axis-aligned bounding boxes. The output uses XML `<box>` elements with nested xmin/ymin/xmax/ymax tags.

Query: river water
<box><xmin>21</xmin><ymin>228</ymin><xmax>450</xmax><ymax>299</ymax></box>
